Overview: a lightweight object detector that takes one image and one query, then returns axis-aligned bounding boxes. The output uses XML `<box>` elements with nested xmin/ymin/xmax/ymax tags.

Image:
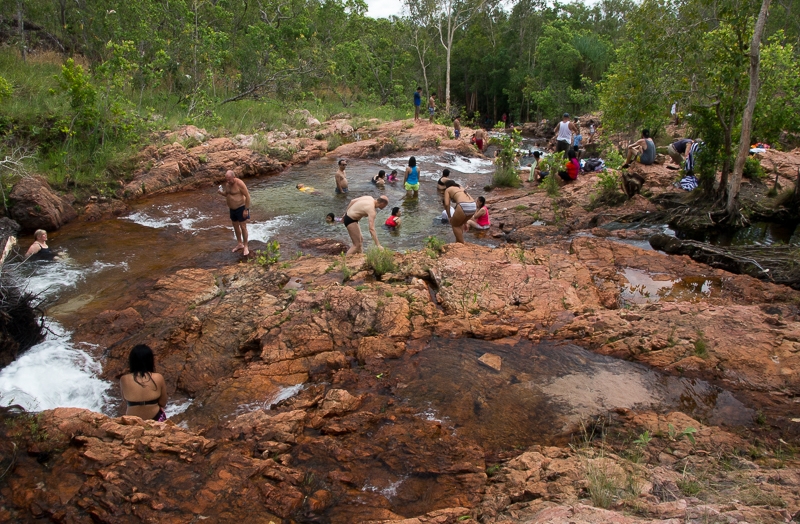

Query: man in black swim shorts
<box><xmin>342</xmin><ymin>195</ymin><xmax>389</xmax><ymax>255</ymax></box>
<box><xmin>218</xmin><ymin>170</ymin><xmax>252</xmax><ymax>256</ymax></box>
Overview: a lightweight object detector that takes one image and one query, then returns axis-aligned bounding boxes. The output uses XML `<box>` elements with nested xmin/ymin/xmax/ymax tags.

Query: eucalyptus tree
<box><xmin>404</xmin><ymin>0</ymin><xmax>494</xmax><ymax>113</ymax></box>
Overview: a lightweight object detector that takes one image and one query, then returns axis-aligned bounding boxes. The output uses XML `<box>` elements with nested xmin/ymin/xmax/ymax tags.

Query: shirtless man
<box><xmin>428</xmin><ymin>93</ymin><xmax>436</xmax><ymax>123</ymax></box>
<box><xmin>335</xmin><ymin>159</ymin><xmax>349</xmax><ymax>194</ymax></box>
<box><xmin>218</xmin><ymin>170</ymin><xmax>251</xmax><ymax>256</ymax></box>
<box><xmin>342</xmin><ymin>195</ymin><xmax>389</xmax><ymax>255</ymax></box>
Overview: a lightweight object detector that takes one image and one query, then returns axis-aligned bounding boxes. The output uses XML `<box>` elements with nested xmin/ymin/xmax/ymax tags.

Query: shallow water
<box><xmin>676</xmin><ymin>221</ymin><xmax>800</xmax><ymax>247</ymax></box>
<box><xmin>620</xmin><ymin>268</ymin><xmax>722</xmax><ymax>304</ymax></box>
<box><xmin>388</xmin><ymin>338</ymin><xmax>750</xmax><ymax>452</ymax></box>
<box><xmin>9</xmin><ymin>153</ymin><xmax>500</xmax><ymax>413</ymax></box>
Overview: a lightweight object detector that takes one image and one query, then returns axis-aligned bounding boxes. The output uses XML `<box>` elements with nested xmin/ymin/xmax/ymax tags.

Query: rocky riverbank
<box><xmin>2</xmin><ymin>116</ymin><xmax>800</xmax><ymax>523</ymax></box>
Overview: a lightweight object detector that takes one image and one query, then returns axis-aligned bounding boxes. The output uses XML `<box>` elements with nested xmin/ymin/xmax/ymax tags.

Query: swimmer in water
<box><xmin>326</xmin><ymin>213</ymin><xmax>343</xmax><ymax>223</ymax></box>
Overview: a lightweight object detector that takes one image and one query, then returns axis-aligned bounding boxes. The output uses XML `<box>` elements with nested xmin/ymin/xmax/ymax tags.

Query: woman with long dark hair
<box><xmin>119</xmin><ymin>344</ymin><xmax>168</xmax><ymax>421</ymax></box>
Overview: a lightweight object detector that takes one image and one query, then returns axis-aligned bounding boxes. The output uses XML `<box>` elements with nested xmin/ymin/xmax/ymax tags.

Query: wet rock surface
<box><xmin>4</xmin><ymin>234</ymin><xmax>800</xmax><ymax>522</ymax></box>
<box><xmin>3</xmin><ymin>121</ymin><xmax>800</xmax><ymax>523</ymax></box>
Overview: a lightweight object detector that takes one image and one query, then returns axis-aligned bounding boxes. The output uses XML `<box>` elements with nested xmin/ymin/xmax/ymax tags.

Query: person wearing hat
<box><xmin>554</xmin><ymin>113</ymin><xmax>579</xmax><ymax>154</ymax></box>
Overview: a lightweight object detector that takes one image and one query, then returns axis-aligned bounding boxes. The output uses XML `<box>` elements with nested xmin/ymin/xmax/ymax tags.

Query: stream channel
<box><xmin>0</xmin><ymin>152</ymin><xmax>757</xmax><ymax>460</ymax></box>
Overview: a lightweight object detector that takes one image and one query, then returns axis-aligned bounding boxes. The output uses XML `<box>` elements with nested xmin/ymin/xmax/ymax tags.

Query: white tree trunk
<box><xmin>726</xmin><ymin>0</ymin><xmax>771</xmax><ymax>215</ymax></box>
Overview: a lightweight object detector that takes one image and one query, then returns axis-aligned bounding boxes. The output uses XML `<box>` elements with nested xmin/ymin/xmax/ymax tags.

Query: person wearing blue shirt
<box><xmin>414</xmin><ymin>87</ymin><xmax>422</xmax><ymax>121</ymax></box>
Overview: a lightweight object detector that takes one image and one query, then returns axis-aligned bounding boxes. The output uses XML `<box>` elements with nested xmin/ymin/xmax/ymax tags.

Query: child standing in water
<box><xmin>385</xmin><ymin>207</ymin><xmax>402</xmax><ymax>228</ymax></box>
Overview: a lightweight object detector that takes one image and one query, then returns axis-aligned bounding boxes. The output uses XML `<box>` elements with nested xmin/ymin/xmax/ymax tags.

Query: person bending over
<box><xmin>443</xmin><ymin>180</ymin><xmax>476</xmax><ymax>244</ymax></box>
<box><xmin>342</xmin><ymin>195</ymin><xmax>389</xmax><ymax>255</ymax></box>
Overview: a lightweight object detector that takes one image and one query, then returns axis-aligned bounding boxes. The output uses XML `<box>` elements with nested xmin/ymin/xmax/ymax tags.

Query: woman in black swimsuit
<box><xmin>25</xmin><ymin>229</ymin><xmax>57</xmax><ymax>261</ymax></box>
<box><xmin>120</xmin><ymin>344</ymin><xmax>168</xmax><ymax>421</ymax></box>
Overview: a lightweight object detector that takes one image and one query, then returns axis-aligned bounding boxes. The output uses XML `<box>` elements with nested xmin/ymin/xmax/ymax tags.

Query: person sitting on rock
<box><xmin>621</xmin><ymin>129</ymin><xmax>656</xmax><ymax>169</ymax></box>
<box><xmin>25</xmin><ymin>229</ymin><xmax>57</xmax><ymax>261</ymax></box>
<box><xmin>558</xmin><ymin>149</ymin><xmax>580</xmax><ymax>182</ymax></box>
<box><xmin>385</xmin><ymin>207</ymin><xmax>402</xmax><ymax>228</ymax></box>
<box><xmin>528</xmin><ymin>151</ymin><xmax>542</xmax><ymax>183</ymax></box>
<box><xmin>120</xmin><ymin>344</ymin><xmax>168</xmax><ymax>422</ymax></box>
<box><xmin>466</xmin><ymin>196</ymin><xmax>490</xmax><ymax>231</ymax></box>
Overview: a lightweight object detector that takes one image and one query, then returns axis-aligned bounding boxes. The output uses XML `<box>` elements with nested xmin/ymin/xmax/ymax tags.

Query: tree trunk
<box><xmin>17</xmin><ymin>0</ymin><xmax>26</xmax><ymax>62</ymax></box>
<box><xmin>445</xmin><ymin>41</ymin><xmax>452</xmax><ymax>114</ymax></box>
<box><xmin>726</xmin><ymin>0</ymin><xmax>772</xmax><ymax>215</ymax></box>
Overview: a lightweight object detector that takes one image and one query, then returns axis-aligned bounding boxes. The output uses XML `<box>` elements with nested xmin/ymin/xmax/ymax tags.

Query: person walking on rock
<box><xmin>428</xmin><ymin>93</ymin><xmax>436</xmax><ymax>123</ymax></box>
<box><xmin>342</xmin><ymin>195</ymin><xmax>389</xmax><ymax>255</ymax></box>
<box><xmin>554</xmin><ymin>113</ymin><xmax>579</xmax><ymax>154</ymax></box>
<box><xmin>218</xmin><ymin>170</ymin><xmax>251</xmax><ymax>256</ymax></box>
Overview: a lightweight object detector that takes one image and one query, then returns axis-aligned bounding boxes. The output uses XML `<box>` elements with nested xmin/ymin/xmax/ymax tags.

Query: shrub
<box><xmin>743</xmin><ymin>156</ymin><xmax>766</xmax><ymax>179</ymax></box>
<box><xmin>338</xmin><ymin>252</ymin><xmax>352</xmax><ymax>282</ymax></box>
<box><xmin>252</xmin><ymin>240</ymin><xmax>280</xmax><ymax>266</ymax></box>
<box><xmin>326</xmin><ymin>133</ymin><xmax>344</xmax><ymax>151</ymax></box>
<box><xmin>424</xmin><ymin>235</ymin><xmax>445</xmax><ymax>256</ymax></box>
<box><xmin>365</xmin><ymin>247</ymin><xmax>397</xmax><ymax>278</ymax></box>
<box><xmin>589</xmin><ymin>171</ymin><xmax>626</xmax><ymax>208</ymax></box>
<box><xmin>0</xmin><ymin>75</ymin><xmax>11</xmax><ymax>101</ymax></box>
<box><xmin>492</xmin><ymin>165</ymin><xmax>521</xmax><ymax>188</ymax></box>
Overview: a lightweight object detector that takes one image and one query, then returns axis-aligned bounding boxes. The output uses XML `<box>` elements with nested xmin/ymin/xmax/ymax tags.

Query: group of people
<box><xmin>330</xmin><ymin>156</ymin><xmax>491</xmax><ymax>253</ymax></box>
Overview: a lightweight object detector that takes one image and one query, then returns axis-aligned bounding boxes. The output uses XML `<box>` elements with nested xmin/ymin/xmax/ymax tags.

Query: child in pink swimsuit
<box><xmin>467</xmin><ymin>196</ymin><xmax>490</xmax><ymax>230</ymax></box>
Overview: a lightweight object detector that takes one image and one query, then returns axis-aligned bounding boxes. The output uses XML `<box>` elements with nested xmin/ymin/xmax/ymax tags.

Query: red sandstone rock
<box><xmin>9</xmin><ymin>175</ymin><xmax>77</xmax><ymax>232</ymax></box>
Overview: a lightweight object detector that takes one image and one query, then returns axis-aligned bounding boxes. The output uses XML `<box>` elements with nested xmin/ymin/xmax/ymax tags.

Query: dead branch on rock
<box><xmin>0</xmin><ymin>147</ymin><xmax>35</xmax><ymax>214</ymax></box>
<box><xmin>650</xmin><ymin>234</ymin><xmax>800</xmax><ymax>289</ymax></box>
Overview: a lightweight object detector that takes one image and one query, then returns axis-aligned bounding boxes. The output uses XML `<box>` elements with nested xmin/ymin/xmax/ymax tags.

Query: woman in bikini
<box><xmin>442</xmin><ymin>180</ymin><xmax>476</xmax><ymax>243</ymax></box>
<box><xmin>119</xmin><ymin>344</ymin><xmax>168</xmax><ymax>422</ymax></box>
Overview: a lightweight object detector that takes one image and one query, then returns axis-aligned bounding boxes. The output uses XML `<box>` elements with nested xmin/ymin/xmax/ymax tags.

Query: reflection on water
<box><xmin>676</xmin><ymin>221</ymin><xmax>799</xmax><ymax>247</ymax></box>
<box><xmin>389</xmin><ymin>338</ymin><xmax>751</xmax><ymax>452</ymax></box>
<box><xmin>620</xmin><ymin>268</ymin><xmax>722</xmax><ymax>304</ymax></box>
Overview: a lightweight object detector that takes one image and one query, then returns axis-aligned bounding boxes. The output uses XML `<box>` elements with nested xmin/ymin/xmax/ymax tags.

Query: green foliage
<box><xmin>253</xmin><ymin>241</ymin><xmax>280</xmax><ymax>267</ymax></box>
<box><xmin>424</xmin><ymin>236</ymin><xmax>445</xmax><ymax>256</ymax></box>
<box><xmin>540</xmin><ymin>151</ymin><xmax>565</xmax><ymax>197</ymax></box>
<box><xmin>743</xmin><ymin>156</ymin><xmax>766</xmax><ymax>179</ymax></box>
<box><xmin>0</xmin><ymin>75</ymin><xmax>11</xmax><ymax>102</ymax></box>
<box><xmin>590</xmin><ymin>171</ymin><xmax>626</xmax><ymax>208</ymax></box>
<box><xmin>492</xmin><ymin>166</ymin><xmax>521</xmax><ymax>188</ymax></box>
<box><xmin>365</xmin><ymin>247</ymin><xmax>397</xmax><ymax>278</ymax></box>
<box><xmin>339</xmin><ymin>253</ymin><xmax>352</xmax><ymax>283</ymax></box>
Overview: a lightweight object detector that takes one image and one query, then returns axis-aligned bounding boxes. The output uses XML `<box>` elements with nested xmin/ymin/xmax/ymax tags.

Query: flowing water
<box><xmin>0</xmin><ymin>153</ymin><xmax>756</xmax><ymax>443</ymax></box>
<box><xmin>0</xmin><ymin>153</ymin><xmax>498</xmax><ymax>413</ymax></box>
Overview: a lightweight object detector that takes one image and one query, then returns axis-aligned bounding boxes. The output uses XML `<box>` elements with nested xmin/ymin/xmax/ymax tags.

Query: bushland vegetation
<box><xmin>0</xmin><ymin>0</ymin><xmax>797</xmax><ymax>218</ymax></box>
